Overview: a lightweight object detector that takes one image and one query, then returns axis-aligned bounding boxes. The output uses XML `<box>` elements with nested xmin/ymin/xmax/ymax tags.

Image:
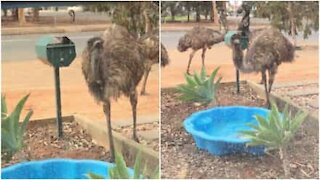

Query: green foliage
<box><xmin>240</xmin><ymin>103</ymin><xmax>307</xmax><ymax>150</ymax></box>
<box><xmin>87</xmin><ymin>151</ymin><xmax>159</xmax><ymax>179</ymax></box>
<box><xmin>253</xmin><ymin>1</ymin><xmax>319</xmax><ymax>39</ymax></box>
<box><xmin>84</xmin><ymin>2</ymin><xmax>158</xmax><ymax>37</ymax></box>
<box><xmin>113</xmin><ymin>2</ymin><xmax>159</xmax><ymax>36</ymax></box>
<box><xmin>176</xmin><ymin>67</ymin><xmax>222</xmax><ymax>105</ymax></box>
<box><xmin>1</xmin><ymin>94</ymin><xmax>33</xmax><ymax>161</ymax></box>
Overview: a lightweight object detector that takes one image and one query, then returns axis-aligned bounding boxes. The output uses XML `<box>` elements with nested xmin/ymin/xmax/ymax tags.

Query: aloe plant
<box><xmin>176</xmin><ymin>67</ymin><xmax>222</xmax><ymax>105</ymax></box>
<box><xmin>1</xmin><ymin>94</ymin><xmax>33</xmax><ymax>162</ymax></box>
<box><xmin>240</xmin><ymin>103</ymin><xmax>307</xmax><ymax>178</ymax></box>
<box><xmin>87</xmin><ymin>151</ymin><xmax>159</xmax><ymax>179</ymax></box>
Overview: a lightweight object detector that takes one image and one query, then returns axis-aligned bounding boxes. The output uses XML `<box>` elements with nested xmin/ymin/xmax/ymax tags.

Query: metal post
<box><xmin>236</xmin><ymin>69</ymin><xmax>240</xmax><ymax>94</ymax></box>
<box><xmin>54</xmin><ymin>66</ymin><xmax>63</xmax><ymax>137</ymax></box>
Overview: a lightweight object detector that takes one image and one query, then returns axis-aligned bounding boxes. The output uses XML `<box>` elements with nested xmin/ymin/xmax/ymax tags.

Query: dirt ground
<box><xmin>1</xmin><ymin>59</ymin><xmax>159</xmax><ymax>122</ymax></box>
<box><xmin>2</xmin><ymin>120</ymin><xmax>110</xmax><ymax>168</ymax></box>
<box><xmin>162</xmin><ymin>44</ymin><xmax>318</xmax><ymax>88</ymax></box>
<box><xmin>161</xmin><ymin>83</ymin><xmax>319</xmax><ymax>179</ymax></box>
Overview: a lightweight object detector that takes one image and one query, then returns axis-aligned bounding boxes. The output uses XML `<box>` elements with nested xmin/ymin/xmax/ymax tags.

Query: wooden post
<box><xmin>18</xmin><ymin>8</ymin><xmax>26</xmax><ymax>25</ymax></box>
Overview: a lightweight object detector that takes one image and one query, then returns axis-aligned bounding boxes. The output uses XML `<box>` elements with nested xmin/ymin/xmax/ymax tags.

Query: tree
<box><xmin>18</xmin><ymin>8</ymin><xmax>26</xmax><ymax>25</ymax></box>
<box><xmin>253</xmin><ymin>1</ymin><xmax>319</xmax><ymax>46</ymax></box>
<box><xmin>84</xmin><ymin>2</ymin><xmax>158</xmax><ymax>37</ymax></box>
<box><xmin>32</xmin><ymin>8</ymin><xmax>40</xmax><ymax>22</ymax></box>
<box><xmin>161</xmin><ymin>1</ymin><xmax>179</xmax><ymax>21</ymax></box>
<box><xmin>112</xmin><ymin>2</ymin><xmax>158</xmax><ymax>36</ymax></box>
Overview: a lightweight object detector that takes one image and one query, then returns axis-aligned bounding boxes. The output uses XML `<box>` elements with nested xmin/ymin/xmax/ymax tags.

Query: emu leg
<box><xmin>130</xmin><ymin>90</ymin><xmax>139</xmax><ymax>142</ymax></box>
<box><xmin>262</xmin><ymin>71</ymin><xmax>271</xmax><ymax>108</ymax></box>
<box><xmin>103</xmin><ymin>101</ymin><xmax>115</xmax><ymax>162</ymax></box>
<box><xmin>268</xmin><ymin>66</ymin><xmax>277</xmax><ymax>93</ymax></box>
<box><xmin>140</xmin><ymin>63</ymin><xmax>152</xmax><ymax>95</ymax></box>
<box><xmin>201</xmin><ymin>48</ymin><xmax>207</xmax><ymax>70</ymax></box>
<box><xmin>186</xmin><ymin>50</ymin><xmax>196</xmax><ymax>75</ymax></box>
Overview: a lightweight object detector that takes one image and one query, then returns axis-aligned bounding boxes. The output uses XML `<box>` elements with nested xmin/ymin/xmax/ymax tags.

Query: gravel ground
<box><xmin>161</xmin><ymin>82</ymin><xmax>319</xmax><ymax>179</ymax></box>
<box><xmin>2</xmin><ymin>121</ymin><xmax>110</xmax><ymax>168</ymax></box>
<box><xmin>273</xmin><ymin>83</ymin><xmax>318</xmax><ymax>114</ymax></box>
<box><xmin>114</xmin><ymin>122</ymin><xmax>159</xmax><ymax>152</ymax></box>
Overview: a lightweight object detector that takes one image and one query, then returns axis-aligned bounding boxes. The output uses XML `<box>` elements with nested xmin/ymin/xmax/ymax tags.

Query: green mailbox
<box><xmin>224</xmin><ymin>31</ymin><xmax>248</xmax><ymax>50</ymax></box>
<box><xmin>35</xmin><ymin>36</ymin><xmax>76</xmax><ymax>67</ymax></box>
<box><xmin>35</xmin><ymin>36</ymin><xmax>76</xmax><ymax>138</ymax></box>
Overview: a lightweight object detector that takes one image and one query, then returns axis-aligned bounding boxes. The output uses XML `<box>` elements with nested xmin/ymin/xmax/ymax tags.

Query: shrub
<box><xmin>1</xmin><ymin>94</ymin><xmax>33</xmax><ymax>162</ymax></box>
<box><xmin>240</xmin><ymin>103</ymin><xmax>307</xmax><ymax>178</ymax></box>
<box><xmin>176</xmin><ymin>67</ymin><xmax>222</xmax><ymax>105</ymax></box>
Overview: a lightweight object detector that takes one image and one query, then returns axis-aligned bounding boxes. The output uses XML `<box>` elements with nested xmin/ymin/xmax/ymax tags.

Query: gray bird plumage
<box><xmin>177</xmin><ymin>26</ymin><xmax>225</xmax><ymax>74</ymax></box>
<box><xmin>231</xmin><ymin>27</ymin><xmax>295</xmax><ymax>106</ymax></box>
<box><xmin>82</xmin><ymin>24</ymin><xmax>146</xmax><ymax>161</ymax></box>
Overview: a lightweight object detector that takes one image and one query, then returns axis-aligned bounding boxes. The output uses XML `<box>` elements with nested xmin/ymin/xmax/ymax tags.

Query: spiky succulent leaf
<box><xmin>1</xmin><ymin>95</ymin><xmax>8</xmax><ymax>119</ymax></box>
<box><xmin>86</xmin><ymin>173</ymin><xmax>104</xmax><ymax>179</ymax></box>
<box><xmin>239</xmin><ymin>103</ymin><xmax>307</xmax><ymax>150</ymax></box>
<box><xmin>133</xmin><ymin>152</ymin><xmax>142</xmax><ymax>179</ymax></box>
<box><xmin>1</xmin><ymin>94</ymin><xmax>32</xmax><ymax>161</ymax></box>
<box><xmin>113</xmin><ymin>152</ymin><xmax>130</xmax><ymax>179</ymax></box>
<box><xmin>151</xmin><ymin>166</ymin><xmax>159</xmax><ymax>179</ymax></box>
<box><xmin>176</xmin><ymin>67</ymin><xmax>222</xmax><ymax>105</ymax></box>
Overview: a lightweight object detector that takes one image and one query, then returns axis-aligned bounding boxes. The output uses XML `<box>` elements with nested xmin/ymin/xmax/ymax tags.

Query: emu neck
<box><xmin>232</xmin><ymin>45</ymin><xmax>252</xmax><ymax>73</ymax></box>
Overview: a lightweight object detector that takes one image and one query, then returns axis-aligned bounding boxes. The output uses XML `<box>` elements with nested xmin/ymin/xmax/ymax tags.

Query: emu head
<box><xmin>161</xmin><ymin>44</ymin><xmax>169</xmax><ymax>67</ymax></box>
<box><xmin>177</xmin><ymin>34</ymin><xmax>192</xmax><ymax>52</ymax></box>
<box><xmin>237</xmin><ymin>2</ymin><xmax>252</xmax><ymax>15</ymax></box>
<box><xmin>82</xmin><ymin>37</ymin><xmax>104</xmax><ymax>84</ymax></box>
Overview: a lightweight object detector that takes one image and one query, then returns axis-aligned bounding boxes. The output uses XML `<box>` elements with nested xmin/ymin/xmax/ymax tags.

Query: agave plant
<box><xmin>1</xmin><ymin>94</ymin><xmax>33</xmax><ymax>162</ymax></box>
<box><xmin>87</xmin><ymin>151</ymin><xmax>159</xmax><ymax>179</ymax></box>
<box><xmin>240</xmin><ymin>103</ymin><xmax>307</xmax><ymax>178</ymax></box>
<box><xmin>176</xmin><ymin>67</ymin><xmax>222</xmax><ymax>105</ymax></box>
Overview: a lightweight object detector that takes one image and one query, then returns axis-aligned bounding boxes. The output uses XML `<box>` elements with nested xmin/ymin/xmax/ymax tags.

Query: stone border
<box><xmin>25</xmin><ymin>114</ymin><xmax>159</xmax><ymax>177</ymax></box>
<box><xmin>247</xmin><ymin>80</ymin><xmax>319</xmax><ymax>137</ymax></box>
<box><xmin>73</xmin><ymin>114</ymin><xmax>159</xmax><ymax>177</ymax></box>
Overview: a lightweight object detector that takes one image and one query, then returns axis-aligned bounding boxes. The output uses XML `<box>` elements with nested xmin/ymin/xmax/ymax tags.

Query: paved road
<box><xmin>161</xmin><ymin>30</ymin><xmax>319</xmax><ymax>49</ymax></box>
<box><xmin>2</xmin><ymin>31</ymin><xmax>102</xmax><ymax>61</ymax></box>
<box><xmin>2</xmin><ymin>29</ymin><xmax>318</xmax><ymax>61</ymax></box>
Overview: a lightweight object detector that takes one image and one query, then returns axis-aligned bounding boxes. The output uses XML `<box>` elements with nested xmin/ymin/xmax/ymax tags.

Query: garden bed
<box><xmin>161</xmin><ymin>82</ymin><xmax>318</xmax><ymax>178</ymax></box>
<box><xmin>1</xmin><ymin>117</ymin><xmax>110</xmax><ymax>168</ymax></box>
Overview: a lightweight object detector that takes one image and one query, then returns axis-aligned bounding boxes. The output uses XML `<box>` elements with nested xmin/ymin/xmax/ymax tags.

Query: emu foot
<box><xmin>258</xmin><ymin>79</ymin><xmax>264</xmax><ymax>84</ymax></box>
<box><xmin>109</xmin><ymin>152</ymin><xmax>115</xmax><ymax>163</ymax></box>
<box><xmin>140</xmin><ymin>91</ymin><xmax>149</xmax><ymax>96</ymax></box>
<box><xmin>265</xmin><ymin>102</ymin><xmax>271</xmax><ymax>109</ymax></box>
<box><xmin>133</xmin><ymin>135</ymin><xmax>140</xmax><ymax>143</ymax></box>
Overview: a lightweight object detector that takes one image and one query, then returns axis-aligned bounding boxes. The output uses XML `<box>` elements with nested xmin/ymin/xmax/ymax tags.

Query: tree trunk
<box><xmin>3</xmin><ymin>9</ymin><xmax>8</xmax><ymax>17</ymax></box>
<box><xmin>143</xmin><ymin>8</ymin><xmax>151</xmax><ymax>33</ymax></box>
<box><xmin>12</xmin><ymin>8</ymin><xmax>18</xmax><ymax>21</ymax></box>
<box><xmin>279</xmin><ymin>147</ymin><xmax>290</xmax><ymax>178</ymax></box>
<box><xmin>32</xmin><ymin>8</ymin><xmax>39</xmax><ymax>22</ymax></box>
<box><xmin>18</xmin><ymin>8</ymin><xmax>26</xmax><ymax>25</ymax></box>
<box><xmin>288</xmin><ymin>2</ymin><xmax>297</xmax><ymax>47</ymax></box>
<box><xmin>196</xmin><ymin>3</ymin><xmax>200</xmax><ymax>22</ymax></box>
<box><xmin>212</xmin><ymin>1</ymin><xmax>219</xmax><ymax>24</ymax></box>
<box><xmin>170</xmin><ymin>8</ymin><xmax>175</xmax><ymax>21</ymax></box>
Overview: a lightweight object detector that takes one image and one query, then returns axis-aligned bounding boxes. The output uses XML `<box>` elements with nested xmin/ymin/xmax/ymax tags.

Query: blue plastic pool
<box><xmin>1</xmin><ymin>159</ymin><xmax>133</xmax><ymax>179</ymax></box>
<box><xmin>184</xmin><ymin>106</ymin><xmax>269</xmax><ymax>156</ymax></box>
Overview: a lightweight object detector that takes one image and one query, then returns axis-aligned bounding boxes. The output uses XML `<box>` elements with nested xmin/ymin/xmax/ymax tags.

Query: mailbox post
<box><xmin>35</xmin><ymin>36</ymin><xmax>76</xmax><ymax>137</ymax></box>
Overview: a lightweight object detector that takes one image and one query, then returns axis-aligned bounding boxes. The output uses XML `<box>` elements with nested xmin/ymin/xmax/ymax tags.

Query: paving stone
<box><xmin>139</xmin><ymin>129</ymin><xmax>159</xmax><ymax>141</ymax></box>
<box><xmin>273</xmin><ymin>80</ymin><xmax>318</xmax><ymax>89</ymax></box>
<box><xmin>113</xmin><ymin>115</ymin><xmax>158</xmax><ymax>128</ymax></box>
<box><xmin>287</xmin><ymin>88</ymin><xmax>318</xmax><ymax>96</ymax></box>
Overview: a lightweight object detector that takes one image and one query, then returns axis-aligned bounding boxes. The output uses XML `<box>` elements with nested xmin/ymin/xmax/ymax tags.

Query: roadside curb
<box><xmin>247</xmin><ymin>80</ymin><xmax>318</xmax><ymax>137</ymax></box>
<box><xmin>1</xmin><ymin>24</ymin><xmax>110</xmax><ymax>35</ymax></box>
